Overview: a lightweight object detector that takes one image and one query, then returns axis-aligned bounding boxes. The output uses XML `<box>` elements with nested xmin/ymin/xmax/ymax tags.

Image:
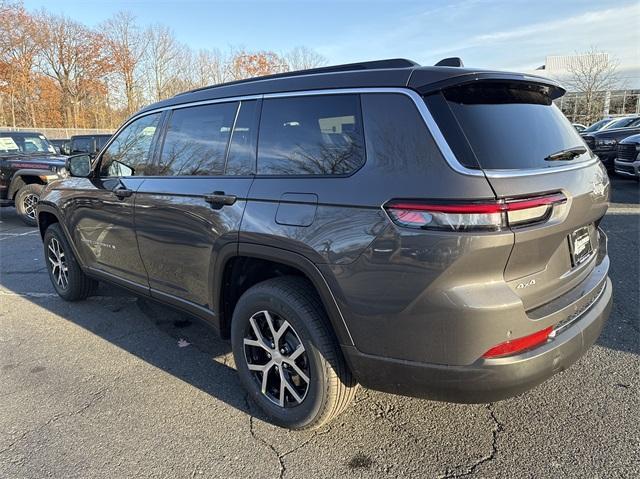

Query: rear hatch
<box><xmin>423</xmin><ymin>79</ymin><xmax>609</xmax><ymax>311</ymax></box>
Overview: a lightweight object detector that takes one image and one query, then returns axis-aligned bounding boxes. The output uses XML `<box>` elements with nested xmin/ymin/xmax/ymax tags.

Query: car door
<box><xmin>65</xmin><ymin>112</ymin><xmax>163</xmax><ymax>287</ymax></box>
<box><xmin>134</xmin><ymin>100</ymin><xmax>259</xmax><ymax>315</ymax></box>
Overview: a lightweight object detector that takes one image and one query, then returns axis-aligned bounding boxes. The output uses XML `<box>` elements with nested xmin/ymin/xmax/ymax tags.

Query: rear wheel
<box><xmin>231</xmin><ymin>276</ymin><xmax>357</xmax><ymax>429</ymax></box>
<box><xmin>43</xmin><ymin>223</ymin><xmax>97</xmax><ymax>301</ymax></box>
<box><xmin>15</xmin><ymin>183</ymin><xmax>43</xmax><ymax>226</ymax></box>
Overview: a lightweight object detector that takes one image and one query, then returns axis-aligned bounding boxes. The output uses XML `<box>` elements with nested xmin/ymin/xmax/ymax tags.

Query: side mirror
<box><xmin>66</xmin><ymin>154</ymin><xmax>92</xmax><ymax>178</ymax></box>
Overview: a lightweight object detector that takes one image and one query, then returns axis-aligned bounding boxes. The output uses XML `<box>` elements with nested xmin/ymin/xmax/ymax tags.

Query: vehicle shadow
<box><xmin>0</xmin><ymin>206</ymin><xmax>262</xmax><ymax>420</ymax></box>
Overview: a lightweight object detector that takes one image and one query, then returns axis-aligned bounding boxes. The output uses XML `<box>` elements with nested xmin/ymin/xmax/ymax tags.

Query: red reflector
<box><xmin>482</xmin><ymin>326</ymin><xmax>553</xmax><ymax>359</ymax></box>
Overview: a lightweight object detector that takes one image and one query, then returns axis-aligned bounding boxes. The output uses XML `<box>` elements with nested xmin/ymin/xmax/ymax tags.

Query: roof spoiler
<box><xmin>434</xmin><ymin>57</ymin><xmax>464</xmax><ymax>67</ymax></box>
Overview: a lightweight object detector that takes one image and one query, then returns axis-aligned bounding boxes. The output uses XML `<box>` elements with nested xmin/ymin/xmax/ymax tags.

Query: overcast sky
<box><xmin>24</xmin><ymin>0</ymin><xmax>639</xmax><ymax>73</ymax></box>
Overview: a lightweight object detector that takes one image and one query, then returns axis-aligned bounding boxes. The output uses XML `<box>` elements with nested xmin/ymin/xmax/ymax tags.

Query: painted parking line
<box><xmin>0</xmin><ymin>289</ymin><xmax>59</xmax><ymax>298</ymax></box>
<box><xmin>608</xmin><ymin>207</ymin><xmax>640</xmax><ymax>215</ymax></box>
<box><xmin>0</xmin><ymin>230</ymin><xmax>39</xmax><ymax>241</ymax></box>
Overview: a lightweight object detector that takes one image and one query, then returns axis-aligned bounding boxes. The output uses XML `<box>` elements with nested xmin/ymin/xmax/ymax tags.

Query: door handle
<box><xmin>113</xmin><ymin>186</ymin><xmax>133</xmax><ymax>199</ymax></box>
<box><xmin>204</xmin><ymin>191</ymin><xmax>237</xmax><ymax>209</ymax></box>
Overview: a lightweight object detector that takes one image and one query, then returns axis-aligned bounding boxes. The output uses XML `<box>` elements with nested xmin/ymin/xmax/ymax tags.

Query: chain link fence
<box><xmin>0</xmin><ymin>126</ymin><xmax>114</xmax><ymax>139</ymax></box>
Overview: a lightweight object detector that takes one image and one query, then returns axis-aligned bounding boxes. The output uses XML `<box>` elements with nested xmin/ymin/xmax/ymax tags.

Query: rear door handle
<box><xmin>204</xmin><ymin>191</ymin><xmax>237</xmax><ymax>209</ymax></box>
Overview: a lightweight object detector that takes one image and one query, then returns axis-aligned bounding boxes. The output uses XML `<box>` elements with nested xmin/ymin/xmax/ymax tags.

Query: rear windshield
<box><xmin>424</xmin><ymin>81</ymin><xmax>590</xmax><ymax>170</ymax></box>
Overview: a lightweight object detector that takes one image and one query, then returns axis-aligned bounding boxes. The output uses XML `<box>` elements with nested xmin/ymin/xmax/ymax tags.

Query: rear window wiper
<box><xmin>544</xmin><ymin>146</ymin><xmax>587</xmax><ymax>162</ymax></box>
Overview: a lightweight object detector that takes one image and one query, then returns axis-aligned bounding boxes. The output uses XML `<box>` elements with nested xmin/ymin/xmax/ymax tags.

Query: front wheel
<box><xmin>43</xmin><ymin>223</ymin><xmax>97</xmax><ymax>301</ymax></box>
<box><xmin>15</xmin><ymin>183</ymin><xmax>43</xmax><ymax>226</ymax></box>
<box><xmin>231</xmin><ymin>276</ymin><xmax>358</xmax><ymax>430</ymax></box>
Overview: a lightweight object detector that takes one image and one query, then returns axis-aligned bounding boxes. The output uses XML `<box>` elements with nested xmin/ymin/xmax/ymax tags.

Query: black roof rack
<box><xmin>175</xmin><ymin>58</ymin><xmax>420</xmax><ymax>97</ymax></box>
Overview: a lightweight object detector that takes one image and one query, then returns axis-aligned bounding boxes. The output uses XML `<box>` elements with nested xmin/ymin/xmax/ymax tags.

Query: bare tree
<box><xmin>193</xmin><ymin>48</ymin><xmax>230</xmax><ymax>87</ymax></box>
<box><xmin>563</xmin><ymin>47</ymin><xmax>620</xmax><ymax>123</ymax></box>
<box><xmin>143</xmin><ymin>24</ymin><xmax>181</xmax><ymax>102</ymax></box>
<box><xmin>102</xmin><ymin>11</ymin><xmax>146</xmax><ymax>115</ymax></box>
<box><xmin>285</xmin><ymin>46</ymin><xmax>326</xmax><ymax>71</ymax></box>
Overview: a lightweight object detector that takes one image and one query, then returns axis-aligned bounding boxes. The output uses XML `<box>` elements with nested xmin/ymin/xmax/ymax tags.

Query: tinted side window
<box><xmin>71</xmin><ymin>137</ymin><xmax>93</xmax><ymax>154</ymax></box>
<box><xmin>257</xmin><ymin>94</ymin><xmax>365</xmax><ymax>175</ymax></box>
<box><xmin>225</xmin><ymin>100</ymin><xmax>258</xmax><ymax>175</ymax></box>
<box><xmin>361</xmin><ymin>93</ymin><xmax>444</xmax><ymax>172</ymax></box>
<box><xmin>158</xmin><ymin>102</ymin><xmax>237</xmax><ymax>176</ymax></box>
<box><xmin>100</xmin><ymin>113</ymin><xmax>161</xmax><ymax>177</ymax></box>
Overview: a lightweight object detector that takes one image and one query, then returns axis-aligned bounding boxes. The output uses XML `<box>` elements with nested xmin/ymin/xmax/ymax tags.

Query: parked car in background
<box><xmin>583</xmin><ymin>123</ymin><xmax>640</xmax><ymax>169</ymax></box>
<box><xmin>573</xmin><ymin>123</ymin><xmax>587</xmax><ymax>132</ymax></box>
<box><xmin>69</xmin><ymin>134</ymin><xmax>112</xmax><ymax>156</ymax></box>
<box><xmin>600</xmin><ymin>115</ymin><xmax>640</xmax><ymax>131</ymax></box>
<box><xmin>49</xmin><ymin>139</ymin><xmax>70</xmax><ymax>156</ymax></box>
<box><xmin>37</xmin><ymin>58</ymin><xmax>612</xmax><ymax>430</ymax></box>
<box><xmin>0</xmin><ymin>131</ymin><xmax>68</xmax><ymax>225</ymax></box>
<box><xmin>581</xmin><ymin>118</ymin><xmax>615</xmax><ymax>135</ymax></box>
<box><xmin>614</xmin><ymin>134</ymin><xmax>640</xmax><ymax>180</ymax></box>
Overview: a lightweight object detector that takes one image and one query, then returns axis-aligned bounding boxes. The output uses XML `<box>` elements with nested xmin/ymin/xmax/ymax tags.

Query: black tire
<box><xmin>43</xmin><ymin>223</ymin><xmax>97</xmax><ymax>301</ymax></box>
<box><xmin>231</xmin><ymin>276</ymin><xmax>358</xmax><ymax>430</ymax></box>
<box><xmin>15</xmin><ymin>183</ymin><xmax>43</xmax><ymax>226</ymax></box>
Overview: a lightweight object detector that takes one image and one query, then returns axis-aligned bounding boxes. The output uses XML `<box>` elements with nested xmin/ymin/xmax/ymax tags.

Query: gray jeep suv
<box><xmin>37</xmin><ymin>58</ymin><xmax>612</xmax><ymax>429</ymax></box>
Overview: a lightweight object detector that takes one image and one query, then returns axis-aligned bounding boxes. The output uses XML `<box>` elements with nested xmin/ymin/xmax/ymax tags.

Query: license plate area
<box><xmin>569</xmin><ymin>226</ymin><xmax>593</xmax><ymax>267</ymax></box>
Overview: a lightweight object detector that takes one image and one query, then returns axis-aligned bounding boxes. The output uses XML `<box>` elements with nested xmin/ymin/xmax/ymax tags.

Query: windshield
<box><xmin>603</xmin><ymin>117</ymin><xmax>640</xmax><ymax>130</ymax></box>
<box><xmin>583</xmin><ymin>119</ymin><xmax>612</xmax><ymax>133</ymax></box>
<box><xmin>0</xmin><ymin>133</ymin><xmax>56</xmax><ymax>155</ymax></box>
<box><xmin>424</xmin><ymin>81</ymin><xmax>591</xmax><ymax>170</ymax></box>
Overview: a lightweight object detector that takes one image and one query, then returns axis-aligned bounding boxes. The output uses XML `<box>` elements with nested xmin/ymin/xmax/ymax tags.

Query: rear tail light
<box><xmin>384</xmin><ymin>193</ymin><xmax>566</xmax><ymax>231</ymax></box>
<box><xmin>482</xmin><ymin>326</ymin><xmax>553</xmax><ymax>358</ymax></box>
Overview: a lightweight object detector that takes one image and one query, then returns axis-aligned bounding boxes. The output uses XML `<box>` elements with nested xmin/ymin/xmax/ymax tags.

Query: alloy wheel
<box><xmin>47</xmin><ymin>237</ymin><xmax>69</xmax><ymax>289</ymax></box>
<box><xmin>243</xmin><ymin>310</ymin><xmax>310</xmax><ymax>408</ymax></box>
<box><xmin>22</xmin><ymin>193</ymin><xmax>39</xmax><ymax>220</ymax></box>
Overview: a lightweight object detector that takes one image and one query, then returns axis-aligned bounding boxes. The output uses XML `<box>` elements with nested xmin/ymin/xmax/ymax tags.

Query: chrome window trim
<box><xmin>116</xmin><ymin>87</ymin><xmax>598</xmax><ymax>179</ymax></box>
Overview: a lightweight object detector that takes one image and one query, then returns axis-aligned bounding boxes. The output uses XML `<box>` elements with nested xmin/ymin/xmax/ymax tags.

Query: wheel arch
<box><xmin>215</xmin><ymin>243</ymin><xmax>354</xmax><ymax>346</ymax></box>
<box><xmin>8</xmin><ymin>170</ymin><xmax>49</xmax><ymax>199</ymax></box>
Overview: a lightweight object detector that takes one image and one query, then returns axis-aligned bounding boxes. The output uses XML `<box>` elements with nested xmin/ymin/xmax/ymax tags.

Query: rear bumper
<box><xmin>344</xmin><ymin>277</ymin><xmax>612</xmax><ymax>403</ymax></box>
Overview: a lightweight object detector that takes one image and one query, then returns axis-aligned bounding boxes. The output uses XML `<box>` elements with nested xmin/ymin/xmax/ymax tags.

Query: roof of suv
<box><xmin>137</xmin><ymin>58</ymin><xmax>563</xmax><ymax>116</ymax></box>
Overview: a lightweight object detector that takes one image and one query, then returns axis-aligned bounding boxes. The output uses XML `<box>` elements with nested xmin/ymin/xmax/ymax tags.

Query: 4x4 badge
<box><xmin>516</xmin><ymin>279</ymin><xmax>536</xmax><ymax>289</ymax></box>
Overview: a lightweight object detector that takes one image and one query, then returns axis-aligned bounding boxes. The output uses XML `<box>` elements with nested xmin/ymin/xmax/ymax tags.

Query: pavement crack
<box><xmin>245</xmin><ymin>395</ymin><xmax>286</xmax><ymax>478</ymax></box>
<box><xmin>437</xmin><ymin>403</ymin><xmax>504</xmax><ymax>479</ymax></box>
<box><xmin>0</xmin><ymin>387</ymin><xmax>108</xmax><ymax>457</ymax></box>
<box><xmin>243</xmin><ymin>394</ymin><xmax>331</xmax><ymax>479</ymax></box>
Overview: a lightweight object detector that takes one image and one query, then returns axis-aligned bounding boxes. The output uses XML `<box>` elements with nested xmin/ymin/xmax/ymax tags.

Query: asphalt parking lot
<box><xmin>0</xmin><ymin>177</ymin><xmax>638</xmax><ymax>478</ymax></box>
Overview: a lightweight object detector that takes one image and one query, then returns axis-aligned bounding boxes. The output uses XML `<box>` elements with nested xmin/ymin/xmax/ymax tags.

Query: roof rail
<box><xmin>175</xmin><ymin>58</ymin><xmax>420</xmax><ymax>97</ymax></box>
<box><xmin>434</xmin><ymin>57</ymin><xmax>464</xmax><ymax>67</ymax></box>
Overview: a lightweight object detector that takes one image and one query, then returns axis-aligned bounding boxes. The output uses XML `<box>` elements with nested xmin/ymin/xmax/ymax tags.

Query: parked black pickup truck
<box><xmin>583</xmin><ymin>123</ymin><xmax>640</xmax><ymax>169</ymax></box>
<box><xmin>0</xmin><ymin>131</ymin><xmax>68</xmax><ymax>225</ymax></box>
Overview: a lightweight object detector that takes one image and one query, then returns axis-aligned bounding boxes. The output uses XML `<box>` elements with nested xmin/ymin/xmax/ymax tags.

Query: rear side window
<box><xmin>425</xmin><ymin>82</ymin><xmax>589</xmax><ymax>170</ymax></box>
<box><xmin>257</xmin><ymin>94</ymin><xmax>365</xmax><ymax>175</ymax></box>
<box><xmin>158</xmin><ymin>102</ymin><xmax>238</xmax><ymax>176</ymax></box>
